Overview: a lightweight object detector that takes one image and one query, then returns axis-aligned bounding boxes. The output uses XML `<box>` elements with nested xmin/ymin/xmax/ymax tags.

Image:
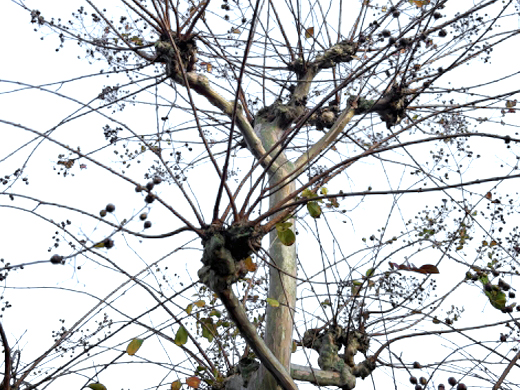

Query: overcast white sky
<box><xmin>2</xmin><ymin>1</ymin><xmax>520</xmax><ymax>390</ymax></box>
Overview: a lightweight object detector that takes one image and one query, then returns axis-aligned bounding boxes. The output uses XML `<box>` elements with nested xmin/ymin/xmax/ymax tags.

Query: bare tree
<box><xmin>1</xmin><ymin>0</ymin><xmax>520</xmax><ymax>390</ymax></box>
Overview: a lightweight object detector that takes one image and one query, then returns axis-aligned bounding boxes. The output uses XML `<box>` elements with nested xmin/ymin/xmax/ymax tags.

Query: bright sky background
<box><xmin>2</xmin><ymin>1</ymin><xmax>520</xmax><ymax>390</ymax></box>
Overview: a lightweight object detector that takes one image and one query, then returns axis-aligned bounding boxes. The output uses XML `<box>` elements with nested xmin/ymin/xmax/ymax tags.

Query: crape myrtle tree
<box><xmin>1</xmin><ymin>0</ymin><xmax>520</xmax><ymax>389</ymax></box>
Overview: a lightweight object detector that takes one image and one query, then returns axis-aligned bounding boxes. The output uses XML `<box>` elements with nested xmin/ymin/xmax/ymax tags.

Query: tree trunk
<box><xmin>254</xmin><ymin>120</ymin><xmax>297</xmax><ymax>390</ymax></box>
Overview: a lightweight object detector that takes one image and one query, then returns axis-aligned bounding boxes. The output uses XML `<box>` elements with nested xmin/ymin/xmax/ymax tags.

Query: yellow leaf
<box><xmin>490</xmin><ymin>240</ymin><xmax>498</xmax><ymax>247</ymax></box>
<box><xmin>266</xmin><ymin>298</ymin><xmax>279</xmax><ymax>307</ymax></box>
<box><xmin>126</xmin><ymin>338</ymin><xmax>144</xmax><ymax>356</ymax></box>
<box><xmin>194</xmin><ymin>300</ymin><xmax>205</xmax><ymax>308</ymax></box>
<box><xmin>232</xmin><ymin>28</ymin><xmax>240</xmax><ymax>34</ymax></box>
<box><xmin>171</xmin><ymin>380</ymin><xmax>182</xmax><ymax>390</ymax></box>
<box><xmin>244</xmin><ymin>257</ymin><xmax>257</xmax><ymax>272</ymax></box>
<box><xmin>200</xmin><ymin>62</ymin><xmax>212</xmax><ymax>72</ymax></box>
<box><xmin>186</xmin><ymin>376</ymin><xmax>201</xmax><ymax>388</ymax></box>
<box><xmin>88</xmin><ymin>384</ymin><xmax>107</xmax><ymax>390</ymax></box>
<box><xmin>411</xmin><ymin>0</ymin><xmax>430</xmax><ymax>7</ymax></box>
<box><xmin>186</xmin><ymin>303</ymin><xmax>194</xmax><ymax>315</ymax></box>
<box><xmin>305</xmin><ymin>27</ymin><xmax>314</xmax><ymax>39</ymax></box>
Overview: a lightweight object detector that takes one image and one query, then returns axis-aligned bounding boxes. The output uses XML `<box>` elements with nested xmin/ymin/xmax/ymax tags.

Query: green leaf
<box><xmin>275</xmin><ymin>222</ymin><xmax>293</xmax><ymax>231</ymax></box>
<box><xmin>485</xmin><ymin>288</ymin><xmax>506</xmax><ymax>310</ymax></box>
<box><xmin>366</xmin><ymin>268</ymin><xmax>375</xmax><ymax>277</ymax></box>
<box><xmin>276</xmin><ymin>222</ymin><xmax>296</xmax><ymax>246</ymax></box>
<box><xmin>130</xmin><ymin>36</ymin><xmax>143</xmax><ymax>46</ymax></box>
<box><xmin>175</xmin><ymin>325</ymin><xmax>188</xmax><ymax>345</ymax></box>
<box><xmin>301</xmin><ymin>189</ymin><xmax>315</xmax><ymax>198</ymax></box>
<box><xmin>126</xmin><ymin>338</ymin><xmax>144</xmax><ymax>356</ymax></box>
<box><xmin>307</xmin><ymin>201</ymin><xmax>322</xmax><ymax>218</ymax></box>
<box><xmin>479</xmin><ymin>274</ymin><xmax>490</xmax><ymax>285</ymax></box>
<box><xmin>88</xmin><ymin>384</ymin><xmax>107</xmax><ymax>390</ymax></box>
<box><xmin>202</xmin><ymin>324</ymin><xmax>214</xmax><ymax>342</ymax></box>
<box><xmin>266</xmin><ymin>298</ymin><xmax>280</xmax><ymax>307</ymax></box>
<box><xmin>186</xmin><ymin>303</ymin><xmax>194</xmax><ymax>315</ymax></box>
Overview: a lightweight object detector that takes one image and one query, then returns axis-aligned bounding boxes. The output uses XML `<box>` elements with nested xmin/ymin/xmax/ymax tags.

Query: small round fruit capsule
<box><xmin>509</xmin><ymin>291</ymin><xmax>515</xmax><ymax>298</ymax></box>
<box><xmin>103</xmin><ymin>238</ymin><xmax>114</xmax><ymax>249</ymax></box>
<box><xmin>135</xmin><ymin>185</ymin><xmax>144</xmax><ymax>192</ymax></box>
<box><xmin>420</xmin><ymin>377</ymin><xmax>427</xmax><ymax>386</ymax></box>
<box><xmin>415</xmin><ymin>385</ymin><xmax>422</xmax><ymax>390</ymax></box>
<box><xmin>50</xmin><ymin>254</ymin><xmax>64</xmax><ymax>264</ymax></box>
<box><xmin>448</xmin><ymin>377</ymin><xmax>457</xmax><ymax>386</ymax></box>
<box><xmin>153</xmin><ymin>177</ymin><xmax>162</xmax><ymax>185</ymax></box>
<box><xmin>100</xmin><ymin>209</ymin><xmax>107</xmax><ymax>217</ymax></box>
<box><xmin>145</xmin><ymin>194</ymin><xmax>155</xmax><ymax>204</ymax></box>
<box><xmin>439</xmin><ymin>384</ymin><xmax>445</xmax><ymax>390</ymax></box>
<box><xmin>456</xmin><ymin>384</ymin><xmax>467</xmax><ymax>390</ymax></box>
<box><xmin>140</xmin><ymin>213</ymin><xmax>148</xmax><ymax>221</ymax></box>
<box><xmin>413</xmin><ymin>361</ymin><xmax>422</xmax><ymax>369</ymax></box>
<box><xmin>410</xmin><ymin>377</ymin><xmax>418</xmax><ymax>385</ymax></box>
<box><xmin>105</xmin><ymin>203</ymin><xmax>115</xmax><ymax>213</ymax></box>
<box><xmin>144</xmin><ymin>221</ymin><xmax>152</xmax><ymax>229</ymax></box>
<box><xmin>146</xmin><ymin>181</ymin><xmax>154</xmax><ymax>191</ymax></box>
